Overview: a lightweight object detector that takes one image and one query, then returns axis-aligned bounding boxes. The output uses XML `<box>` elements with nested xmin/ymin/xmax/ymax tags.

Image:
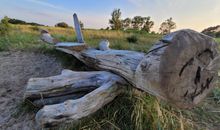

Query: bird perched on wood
<box><xmin>99</xmin><ymin>39</ymin><xmax>110</xmax><ymax>51</ymax></box>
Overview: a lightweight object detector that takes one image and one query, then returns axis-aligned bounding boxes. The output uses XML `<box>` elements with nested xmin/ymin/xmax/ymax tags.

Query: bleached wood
<box><xmin>35</xmin><ymin>79</ymin><xmax>125</xmax><ymax>127</ymax></box>
<box><xmin>99</xmin><ymin>40</ymin><xmax>110</xmax><ymax>51</ymax></box>
<box><xmin>24</xmin><ymin>69</ymin><xmax>126</xmax><ymax>107</ymax></box>
<box><xmin>73</xmin><ymin>13</ymin><xmax>84</xmax><ymax>43</ymax></box>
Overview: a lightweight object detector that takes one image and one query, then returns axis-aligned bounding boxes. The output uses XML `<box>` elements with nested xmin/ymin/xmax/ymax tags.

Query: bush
<box><xmin>0</xmin><ymin>16</ymin><xmax>10</xmax><ymax>35</ymax></box>
<box><xmin>213</xmin><ymin>88</ymin><xmax>220</xmax><ymax>104</ymax></box>
<box><xmin>127</xmin><ymin>35</ymin><xmax>138</xmax><ymax>43</ymax></box>
<box><xmin>8</xmin><ymin>18</ymin><xmax>26</xmax><ymax>25</ymax></box>
<box><xmin>55</xmin><ymin>22</ymin><xmax>69</xmax><ymax>28</ymax></box>
<box><xmin>215</xmin><ymin>31</ymin><xmax>220</xmax><ymax>38</ymax></box>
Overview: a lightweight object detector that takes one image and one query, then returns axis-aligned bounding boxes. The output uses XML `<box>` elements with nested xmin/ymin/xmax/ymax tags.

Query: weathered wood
<box><xmin>24</xmin><ymin>69</ymin><xmax>126</xmax><ymax>107</ymax></box>
<box><xmin>99</xmin><ymin>39</ymin><xmax>110</xmax><ymax>51</ymax></box>
<box><xmin>35</xmin><ymin>78</ymin><xmax>125</xmax><ymax>127</ymax></box>
<box><xmin>32</xmin><ymin>92</ymin><xmax>86</xmax><ymax>107</ymax></box>
<box><xmin>25</xmin><ymin>28</ymin><xmax>220</xmax><ymax>128</ymax></box>
<box><xmin>41</xmin><ymin>30</ymin><xmax>58</xmax><ymax>44</ymax></box>
<box><xmin>73</xmin><ymin>13</ymin><xmax>84</xmax><ymax>43</ymax></box>
<box><xmin>54</xmin><ymin>29</ymin><xmax>220</xmax><ymax>108</ymax></box>
<box><xmin>55</xmin><ymin>42</ymin><xmax>87</xmax><ymax>52</ymax></box>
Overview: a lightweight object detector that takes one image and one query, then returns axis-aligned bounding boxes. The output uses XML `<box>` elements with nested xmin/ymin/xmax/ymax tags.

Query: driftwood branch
<box><xmin>34</xmin><ymin>71</ymin><xmax>126</xmax><ymax>127</ymax></box>
<box><xmin>24</xmin><ymin>70</ymin><xmax>126</xmax><ymax>107</ymax></box>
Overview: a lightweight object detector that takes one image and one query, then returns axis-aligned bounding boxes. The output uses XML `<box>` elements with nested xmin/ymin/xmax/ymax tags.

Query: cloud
<box><xmin>127</xmin><ymin>0</ymin><xmax>145</xmax><ymax>7</ymax></box>
<box><xmin>25</xmin><ymin>0</ymin><xmax>72</xmax><ymax>13</ymax></box>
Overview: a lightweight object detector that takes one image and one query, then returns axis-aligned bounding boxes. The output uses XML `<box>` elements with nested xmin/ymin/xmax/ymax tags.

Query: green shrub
<box><xmin>0</xmin><ymin>16</ymin><xmax>10</xmax><ymax>35</ymax></box>
<box><xmin>127</xmin><ymin>35</ymin><xmax>138</xmax><ymax>43</ymax></box>
<box><xmin>215</xmin><ymin>31</ymin><xmax>220</xmax><ymax>38</ymax></box>
<box><xmin>0</xmin><ymin>24</ymin><xmax>9</xmax><ymax>35</ymax></box>
<box><xmin>213</xmin><ymin>88</ymin><xmax>220</xmax><ymax>104</ymax></box>
<box><xmin>55</xmin><ymin>22</ymin><xmax>69</xmax><ymax>28</ymax></box>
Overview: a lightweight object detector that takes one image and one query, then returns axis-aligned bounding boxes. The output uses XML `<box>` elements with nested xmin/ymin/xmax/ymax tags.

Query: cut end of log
<box><xmin>151</xmin><ymin>29</ymin><xmax>219</xmax><ymax>108</ymax></box>
<box><xmin>135</xmin><ymin>29</ymin><xmax>220</xmax><ymax>108</ymax></box>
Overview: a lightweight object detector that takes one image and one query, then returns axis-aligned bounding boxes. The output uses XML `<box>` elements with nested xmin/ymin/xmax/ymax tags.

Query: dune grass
<box><xmin>216</xmin><ymin>38</ymin><xmax>220</xmax><ymax>42</ymax></box>
<box><xmin>1</xmin><ymin>24</ymin><xmax>220</xmax><ymax>130</ymax></box>
<box><xmin>0</xmin><ymin>24</ymin><xmax>160</xmax><ymax>52</ymax></box>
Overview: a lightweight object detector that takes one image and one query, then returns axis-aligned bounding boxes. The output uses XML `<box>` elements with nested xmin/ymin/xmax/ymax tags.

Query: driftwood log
<box><xmin>24</xmin><ymin>14</ymin><xmax>220</xmax><ymax>128</ymax></box>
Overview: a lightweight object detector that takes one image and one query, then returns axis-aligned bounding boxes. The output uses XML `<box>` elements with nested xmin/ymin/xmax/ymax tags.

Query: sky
<box><xmin>0</xmin><ymin>0</ymin><xmax>220</xmax><ymax>32</ymax></box>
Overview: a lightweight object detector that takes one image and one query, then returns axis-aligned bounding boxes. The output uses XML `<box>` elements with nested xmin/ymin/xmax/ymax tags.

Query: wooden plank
<box><xmin>73</xmin><ymin>13</ymin><xmax>84</xmax><ymax>43</ymax></box>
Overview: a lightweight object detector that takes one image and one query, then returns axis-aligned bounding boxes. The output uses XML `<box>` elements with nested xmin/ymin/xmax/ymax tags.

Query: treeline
<box><xmin>1</xmin><ymin>9</ymin><xmax>177</xmax><ymax>34</ymax></box>
<box><xmin>109</xmin><ymin>9</ymin><xmax>154</xmax><ymax>32</ymax></box>
<box><xmin>201</xmin><ymin>25</ymin><xmax>220</xmax><ymax>38</ymax></box>
<box><xmin>108</xmin><ymin>9</ymin><xmax>177</xmax><ymax>34</ymax></box>
<box><xmin>7</xmin><ymin>17</ymin><xmax>44</xmax><ymax>26</ymax></box>
<box><xmin>3</xmin><ymin>16</ymin><xmax>83</xmax><ymax>29</ymax></box>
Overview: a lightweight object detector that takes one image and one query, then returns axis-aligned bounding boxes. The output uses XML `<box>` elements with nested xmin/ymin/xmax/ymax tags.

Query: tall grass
<box><xmin>216</xmin><ymin>38</ymin><xmax>220</xmax><ymax>44</ymax></box>
<box><xmin>54</xmin><ymin>88</ymin><xmax>193</xmax><ymax>130</ymax></box>
<box><xmin>2</xmin><ymin>24</ymin><xmax>161</xmax><ymax>52</ymax></box>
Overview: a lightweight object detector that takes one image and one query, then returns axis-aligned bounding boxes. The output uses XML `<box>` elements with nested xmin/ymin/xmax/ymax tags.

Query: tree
<box><xmin>105</xmin><ymin>27</ymin><xmax>110</xmax><ymax>30</ymax></box>
<box><xmin>1</xmin><ymin>16</ymin><xmax>10</xmax><ymax>25</ymax></box>
<box><xmin>109</xmin><ymin>9</ymin><xmax>122</xmax><ymax>30</ymax></box>
<box><xmin>0</xmin><ymin>16</ymin><xmax>10</xmax><ymax>35</ymax></box>
<box><xmin>79</xmin><ymin>21</ymin><xmax>84</xmax><ymax>30</ymax></box>
<box><xmin>122</xmin><ymin>18</ymin><xmax>132</xmax><ymax>30</ymax></box>
<box><xmin>201</xmin><ymin>25</ymin><xmax>220</xmax><ymax>37</ymax></box>
<box><xmin>55</xmin><ymin>22</ymin><xmax>69</xmax><ymax>28</ymax></box>
<box><xmin>159</xmin><ymin>17</ymin><xmax>176</xmax><ymax>34</ymax></box>
<box><xmin>132</xmin><ymin>16</ymin><xmax>146</xmax><ymax>30</ymax></box>
<box><xmin>142</xmin><ymin>17</ymin><xmax>154</xmax><ymax>32</ymax></box>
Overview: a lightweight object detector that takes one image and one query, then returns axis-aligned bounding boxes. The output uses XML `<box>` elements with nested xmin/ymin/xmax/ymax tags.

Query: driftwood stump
<box><xmin>24</xmin><ymin>14</ymin><xmax>220</xmax><ymax>128</ymax></box>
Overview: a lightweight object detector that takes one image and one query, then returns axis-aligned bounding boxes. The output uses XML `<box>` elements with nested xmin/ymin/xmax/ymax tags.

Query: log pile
<box><xmin>24</xmin><ymin>14</ymin><xmax>220</xmax><ymax>128</ymax></box>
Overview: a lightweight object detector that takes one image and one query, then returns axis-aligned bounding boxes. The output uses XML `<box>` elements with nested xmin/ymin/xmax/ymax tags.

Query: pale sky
<box><xmin>0</xmin><ymin>0</ymin><xmax>220</xmax><ymax>32</ymax></box>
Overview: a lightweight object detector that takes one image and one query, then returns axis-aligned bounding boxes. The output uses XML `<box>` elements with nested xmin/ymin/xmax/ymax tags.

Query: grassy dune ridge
<box><xmin>0</xmin><ymin>24</ymin><xmax>161</xmax><ymax>52</ymax></box>
<box><xmin>0</xmin><ymin>24</ymin><xmax>220</xmax><ymax>130</ymax></box>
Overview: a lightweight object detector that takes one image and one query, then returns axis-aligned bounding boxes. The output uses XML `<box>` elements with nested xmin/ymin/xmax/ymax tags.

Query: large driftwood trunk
<box><xmin>24</xmin><ymin>29</ymin><xmax>220</xmax><ymax>128</ymax></box>
<box><xmin>55</xmin><ymin>30</ymin><xmax>220</xmax><ymax>108</ymax></box>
